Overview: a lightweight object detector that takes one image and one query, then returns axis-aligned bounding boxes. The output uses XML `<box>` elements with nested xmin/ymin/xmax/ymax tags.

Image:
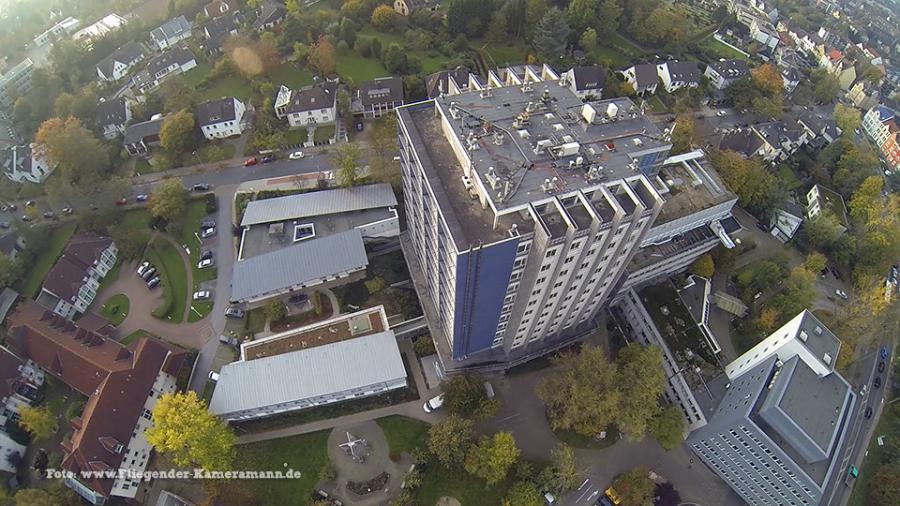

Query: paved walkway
<box><xmin>237</xmin><ymin>339</ymin><xmax>437</xmax><ymax>444</ymax></box>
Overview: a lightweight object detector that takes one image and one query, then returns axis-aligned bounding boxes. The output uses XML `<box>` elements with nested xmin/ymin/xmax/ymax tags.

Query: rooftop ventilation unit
<box><xmin>582</xmin><ymin>103</ymin><xmax>597</xmax><ymax>124</ymax></box>
<box><xmin>606</xmin><ymin>102</ymin><xmax>619</xmax><ymax>118</ymax></box>
<box><xmin>799</xmin><ymin>330</ymin><xmax>808</xmax><ymax>342</ymax></box>
<box><xmin>824</xmin><ymin>353</ymin><xmax>832</xmax><ymax>365</ymax></box>
<box><xmin>486</xmin><ymin>166</ymin><xmax>502</xmax><ymax>190</ymax></box>
<box><xmin>517</xmin><ymin>129</ymin><xmax>531</xmax><ymax>139</ymax></box>
<box><xmin>534</xmin><ymin>139</ymin><xmax>553</xmax><ymax>154</ymax></box>
<box><xmin>814</xmin><ymin>325</ymin><xmax>823</xmax><ymax>335</ymax></box>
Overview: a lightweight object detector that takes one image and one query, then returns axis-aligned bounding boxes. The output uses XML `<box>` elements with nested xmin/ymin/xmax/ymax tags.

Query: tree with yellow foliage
<box><xmin>146</xmin><ymin>391</ymin><xmax>235</xmax><ymax>471</ymax></box>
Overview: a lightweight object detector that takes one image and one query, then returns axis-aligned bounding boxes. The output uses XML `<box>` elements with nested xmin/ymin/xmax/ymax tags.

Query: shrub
<box><xmin>414</xmin><ymin>336</ymin><xmax>436</xmax><ymax>356</ymax></box>
<box><xmin>204</xmin><ymin>193</ymin><xmax>218</xmax><ymax>214</ymax></box>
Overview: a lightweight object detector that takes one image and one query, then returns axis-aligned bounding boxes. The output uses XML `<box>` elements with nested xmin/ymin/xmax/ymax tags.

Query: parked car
<box><xmin>201</xmin><ymin>220</ymin><xmax>216</xmax><ymax>229</ymax></box>
<box><xmin>219</xmin><ymin>335</ymin><xmax>238</xmax><ymax>345</ymax></box>
<box><xmin>423</xmin><ymin>394</ymin><xmax>444</xmax><ymax>413</ymax></box>
<box><xmin>24</xmin><ymin>200</ymin><xmax>35</xmax><ymax>207</ymax></box>
<box><xmin>208</xmin><ymin>371</ymin><xmax>220</xmax><ymax>382</ymax></box>
<box><xmin>193</xmin><ymin>290</ymin><xmax>211</xmax><ymax>300</ymax></box>
<box><xmin>115</xmin><ymin>198</ymin><xmax>128</xmax><ymax>206</ymax></box>
<box><xmin>61</xmin><ymin>207</ymin><xmax>73</xmax><ymax>215</ymax></box>
<box><xmin>147</xmin><ymin>277</ymin><xmax>161</xmax><ymax>289</ymax></box>
<box><xmin>835</xmin><ymin>289</ymin><xmax>848</xmax><ymax>300</ymax></box>
<box><xmin>875</xmin><ymin>376</ymin><xmax>882</xmax><ymax>388</ymax></box>
<box><xmin>879</xmin><ymin>361</ymin><xmax>886</xmax><ymax>373</ymax></box>
<box><xmin>224</xmin><ymin>307</ymin><xmax>245</xmax><ymax>319</ymax></box>
<box><xmin>200</xmin><ymin>249</ymin><xmax>214</xmax><ymax>260</ymax></box>
<box><xmin>42</xmin><ymin>211</ymin><xmax>55</xmax><ymax>219</ymax></box>
<box><xmin>880</xmin><ymin>346</ymin><xmax>889</xmax><ymax>359</ymax></box>
<box><xmin>755</xmin><ymin>221</ymin><xmax>768</xmax><ymax>231</ymax></box>
<box><xmin>288</xmin><ymin>293</ymin><xmax>309</xmax><ymax>305</ymax></box>
<box><xmin>192</xmin><ymin>183</ymin><xmax>211</xmax><ymax>192</ymax></box>
<box><xmin>865</xmin><ymin>406</ymin><xmax>873</xmax><ymax>419</ymax></box>
<box><xmin>261</xmin><ymin>154</ymin><xmax>276</xmax><ymax>163</ymax></box>
<box><xmin>141</xmin><ymin>267</ymin><xmax>157</xmax><ymax>281</ymax></box>
<box><xmin>200</xmin><ymin>227</ymin><xmax>216</xmax><ymax>239</ymax></box>
<box><xmin>716</xmin><ymin>110</ymin><xmax>727</xmax><ymax>117</ymax></box>
<box><xmin>289</xmin><ymin>151</ymin><xmax>304</xmax><ymax>160</ymax></box>
<box><xmin>198</xmin><ymin>258</ymin><xmax>215</xmax><ymax>269</ymax></box>
<box><xmin>136</xmin><ymin>194</ymin><xmax>149</xmax><ymax>202</ymax></box>
<box><xmin>243</xmin><ymin>157</ymin><xmax>258</xmax><ymax>167</ymax></box>
<box><xmin>136</xmin><ymin>262</ymin><xmax>150</xmax><ymax>277</ymax></box>
<box><xmin>6</xmin><ymin>203</ymin><xmax>16</xmax><ymax>211</ymax></box>
<box><xmin>20</xmin><ymin>215</ymin><xmax>31</xmax><ymax>222</ymax></box>
<box><xmin>0</xmin><ymin>221</ymin><xmax>9</xmax><ymax>229</ymax></box>
<box><xmin>0</xmin><ymin>204</ymin><xmax>7</xmax><ymax>212</ymax></box>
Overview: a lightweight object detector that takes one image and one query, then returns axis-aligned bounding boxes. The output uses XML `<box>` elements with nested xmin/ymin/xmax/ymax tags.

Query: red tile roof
<box><xmin>0</xmin><ymin>346</ymin><xmax>24</xmax><ymax>398</ymax></box>
<box><xmin>42</xmin><ymin>234</ymin><xmax>113</xmax><ymax>302</ymax></box>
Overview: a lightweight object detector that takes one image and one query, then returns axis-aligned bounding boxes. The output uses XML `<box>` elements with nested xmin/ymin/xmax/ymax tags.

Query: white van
<box><xmin>423</xmin><ymin>394</ymin><xmax>444</xmax><ymax>413</ymax></box>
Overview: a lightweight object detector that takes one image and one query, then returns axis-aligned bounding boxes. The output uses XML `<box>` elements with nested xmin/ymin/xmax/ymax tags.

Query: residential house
<box><xmin>204</xmin><ymin>0</ymin><xmax>238</xmax><ymax>17</ymax></box>
<box><xmin>196</xmin><ymin>97</ymin><xmax>246</xmax><ymax>139</ymax></box>
<box><xmin>847</xmin><ymin>80</ymin><xmax>880</xmax><ymax>111</ymax></box>
<box><xmin>806</xmin><ymin>184</ymin><xmax>849</xmax><ymax>234</ymax></box>
<box><xmin>252</xmin><ymin>1</ymin><xmax>287</xmax><ymax>32</ymax></box>
<box><xmin>718</xmin><ymin>128</ymin><xmax>767</xmax><ymax>158</ymax></box>
<box><xmin>274</xmin><ymin>82</ymin><xmax>338</xmax><ymax>128</ymax></box>
<box><xmin>123</xmin><ymin>115</ymin><xmax>167</xmax><ymax>156</ymax></box>
<box><xmin>95</xmin><ymin>42</ymin><xmax>146</xmax><ymax>82</ymax></box>
<box><xmin>752</xmin><ymin>119</ymin><xmax>811</xmax><ymax>161</ymax></box>
<box><xmin>0</xmin><ymin>233</ymin><xmax>25</xmax><ymax>260</ymax></box>
<box><xmin>356</xmin><ymin>77</ymin><xmax>404</xmax><ymax>118</ymax></box>
<box><xmin>210</xmin><ymin>306</ymin><xmax>406</xmax><ymax>421</ymax></box>
<box><xmin>132</xmin><ymin>45</ymin><xmax>197</xmax><ymax>95</ymax></box>
<box><xmin>770</xmin><ymin>201</ymin><xmax>804</xmax><ymax>242</ymax></box>
<box><xmin>150</xmin><ymin>16</ymin><xmax>192</xmax><ymax>51</ymax></box>
<box><xmin>781</xmin><ymin>67</ymin><xmax>801</xmax><ymax>94</ymax></box>
<box><xmin>38</xmin><ymin>234</ymin><xmax>117</xmax><ymax>320</ymax></box>
<box><xmin>621</xmin><ymin>63</ymin><xmax>658</xmax><ymax>94</ymax></box>
<box><xmin>1</xmin><ymin>144</ymin><xmax>55</xmax><ymax>184</ymax></box>
<box><xmin>33</xmin><ymin>17</ymin><xmax>81</xmax><ymax>47</ymax></box>
<box><xmin>202</xmin><ymin>11</ymin><xmax>241</xmax><ymax>54</ymax></box>
<box><xmin>560</xmin><ymin>65</ymin><xmax>605</xmax><ymax>99</ymax></box>
<box><xmin>6</xmin><ymin>302</ymin><xmax>186</xmax><ymax>505</ymax></box>
<box><xmin>657</xmin><ymin>61</ymin><xmax>701</xmax><ymax>93</ymax></box>
<box><xmin>704</xmin><ymin>59</ymin><xmax>750</xmax><ymax>90</ymax></box>
<box><xmin>862</xmin><ymin>105</ymin><xmax>900</xmax><ymax>171</ymax></box>
<box><xmin>96</xmin><ymin>97</ymin><xmax>131</xmax><ymax>140</ymax></box>
<box><xmin>796</xmin><ymin>109</ymin><xmax>841</xmax><ymax>148</ymax></box>
<box><xmin>0</xmin><ymin>344</ymin><xmax>45</xmax><ymax>444</ymax></box>
<box><xmin>393</xmin><ymin>0</ymin><xmax>439</xmax><ymax>16</ymax></box>
<box><xmin>835</xmin><ymin>61</ymin><xmax>857</xmax><ymax>91</ymax></box>
<box><xmin>749</xmin><ymin>16</ymin><xmax>780</xmax><ymax>51</ymax></box>
<box><xmin>425</xmin><ymin>68</ymin><xmax>470</xmax><ymax>98</ymax></box>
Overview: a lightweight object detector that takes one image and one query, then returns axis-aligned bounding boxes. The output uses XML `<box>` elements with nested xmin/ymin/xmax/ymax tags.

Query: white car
<box><xmin>716</xmin><ymin>110</ymin><xmax>727</xmax><ymax>117</ymax></box>
<box><xmin>289</xmin><ymin>151</ymin><xmax>305</xmax><ymax>160</ymax></box>
<box><xmin>193</xmin><ymin>290</ymin><xmax>211</xmax><ymax>300</ymax></box>
<box><xmin>423</xmin><ymin>394</ymin><xmax>444</xmax><ymax>413</ymax></box>
<box><xmin>200</xmin><ymin>227</ymin><xmax>216</xmax><ymax>238</ymax></box>
<box><xmin>835</xmin><ymin>289</ymin><xmax>849</xmax><ymax>300</ymax></box>
<box><xmin>208</xmin><ymin>371</ymin><xmax>220</xmax><ymax>382</ymax></box>
<box><xmin>198</xmin><ymin>258</ymin><xmax>215</xmax><ymax>269</ymax></box>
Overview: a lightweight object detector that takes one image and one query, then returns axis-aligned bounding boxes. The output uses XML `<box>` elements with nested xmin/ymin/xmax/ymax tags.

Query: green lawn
<box><xmin>16</xmin><ymin>222</ymin><xmax>77</xmax><ymax>298</ymax></box>
<box><xmin>268</xmin><ymin>62</ymin><xmax>315</xmax><ymax>88</ymax></box>
<box><xmin>100</xmin><ymin>294</ymin><xmax>130</xmax><ymax>326</ymax></box>
<box><xmin>228</xmin><ymin>430</ymin><xmax>330</xmax><ymax>504</ymax></box>
<box><xmin>376</xmin><ymin>415</ymin><xmax>430</xmax><ymax>458</ymax></box>
<box><xmin>646</xmin><ymin>95</ymin><xmax>669</xmax><ymax>114</ymax></box>
<box><xmin>120</xmin><ymin>328</ymin><xmax>153</xmax><ymax>346</ymax></box>
<box><xmin>245</xmin><ymin>307</ymin><xmax>267</xmax><ymax>334</ymax></box>
<box><xmin>358</xmin><ymin>25</ymin><xmax>405</xmax><ymax>46</ymax></box>
<box><xmin>147</xmin><ymin>238</ymin><xmax>188</xmax><ymax>323</ymax></box>
<box><xmin>480</xmin><ymin>41</ymin><xmax>530</xmax><ymax>66</ymax></box>
<box><xmin>313</xmin><ymin>125</ymin><xmax>335</xmax><ymax>144</ymax></box>
<box><xmin>606</xmin><ymin>32</ymin><xmax>646</xmax><ymax>56</ymax></box>
<box><xmin>193</xmin><ymin>143</ymin><xmax>236</xmax><ymax>164</ymax></box>
<box><xmin>197</xmin><ymin>75</ymin><xmax>254</xmax><ymax>102</ymax></box>
<box><xmin>554</xmin><ymin>427</ymin><xmax>619</xmax><ymax>450</ymax></box>
<box><xmin>134</xmin><ymin>158</ymin><xmax>153</xmax><ymax>175</ymax></box>
<box><xmin>416</xmin><ymin>52</ymin><xmax>454</xmax><ymax>75</ymax></box>
<box><xmin>285</xmin><ymin>127</ymin><xmax>308</xmax><ymax>146</ymax></box>
<box><xmin>417</xmin><ymin>463</ymin><xmax>513</xmax><ymax>505</ymax></box>
<box><xmin>336</xmin><ymin>48</ymin><xmax>389</xmax><ymax>85</ymax></box>
<box><xmin>695</xmin><ymin>36</ymin><xmax>750</xmax><ymax>61</ymax></box>
<box><xmin>182</xmin><ymin>62</ymin><xmax>213</xmax><ymax>87</ymax></box>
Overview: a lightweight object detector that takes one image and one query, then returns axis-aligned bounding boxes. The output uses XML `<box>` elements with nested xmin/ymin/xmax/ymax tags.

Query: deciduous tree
<box><xmin>464</xmin><ymin>432</ymin><xmax>520</xmax><ymax>484</ymax></box>
<box><xmin>371</xmin><ymin>5</ymin><xmax>400</xmax><ymax>31</ymax></box>
<box><xmin>332</xmin><ymin>142</ymin><xmax>361</xmax><ymax>187</ymax></box>
<box><xmin>161</xmin><ymin>76</ymin><xmax>199</xmax><ymax>113</ymax></box>
<box><xmin>833</xmin><ymin>103</ymin><xmax>861</xmax><ymax>135</ymax></box>
<box><xmin>146</xmin><ymin>391</ymin><xmax>236</xmax><ymax>471</ymax></box>
<box><xmin>308</xmin><ymin>36</ymin><xmax>337</xmax><ymax>76</ymax></box>
<box><xmin>18</xmin><ymin>406</ymin><xmax>57</xmax><ymax>441</ymax></box>
<box><xmin>442</xmin><ymin>374</ymin><xmax>498</xmax><ymax>420</ymax></box>
<box><xmin>690</xmin><ymin>254</ymin><xmax>715</xmax><ymax>278</ymax></box>
<box><xmin>649</xmin><ymin>405</ymin><xmax>685</xmax><ymax>450</ymax></box>
<box><xmin>503</xmin><ymin>480</ymin><xmax>543</xmax><ymax>506</ymax></box>
<box><xmin>159</xmin><ymin>110</ymin><xmax>196</xmax><ymax>155</ymax></box>
<box><xmin>566</xmin><ymin>0</ymin><xmax>598</xmax><ymax>34</ymax></box>
<box><xmin>35</xmin><ymin>117</ymin><xmax>109</xmax><ymax>190</ymax></box>
<box><xmin>150</xmin><ymin>179</ymin><xmax>189</xmax><ymax>224</ymax></box>
<box><xmin>869</xmin><ymin>462</ymin><xmax>900</xmax><ymax>505</ymax></box>
<box><xmin>750</xmin><ymin>63</ymin><xmax>784</xmax><ymax>97</ymax></box>
<box><xmin>548</xmin><ymin>444</ymin><xmax>581</xmax><ymax>493</ymax></box>
<box><xmin>427</xmin><ymin>415</ymin><xmax>475</xmax><ymax>467</ymax></box>
<box><xmin>580</xmin><ymin>28</ymin><xmax>598</xmax><ymax>50</ymax></box>
<box><xmin>616</xmin><ymin>344</ymin><xmax>666</xmax><ymax>441</ymax></box>
<box><xmin>265</xmin><ymin>300</ymin><xmax>287</xmax><ymax>324</ymax></box>
<box><xmin>612</xmin><ymin>467</ymin><xmax>655</xmax><ymax>506</ymax></box>
<box><xmin>597</xmin><ymin>0</ymin><xmax>623</xmax><ymax>34</ymax></box>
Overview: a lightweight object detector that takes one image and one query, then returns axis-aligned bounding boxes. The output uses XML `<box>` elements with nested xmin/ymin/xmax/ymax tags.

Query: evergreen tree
<box><xmin>531</xmin><ymin>8</ymin><xmax>569</xmax><ymax>62</ymax></box>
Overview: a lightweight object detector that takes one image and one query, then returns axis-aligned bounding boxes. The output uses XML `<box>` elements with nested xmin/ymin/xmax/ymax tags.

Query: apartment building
<box><xmin>687</xmin><ymin>311</ymin><xmax>856</xmax><ymax>506</ymax></box>
<box><xmin>397</xmin><ymin>82</ymin><xmax>670</xmax><ymax>373</ymax></box>
<box><xmin>38</xmin><ymin>235</ymin><xmax>117</xmax><ymax>320</ymax></box>
<box><xmin>863</xmin><ymin>105</ymin><xmax>900</xmax><ymax>171</ymax></box>
<box><xmin>0</xmin><ymin>58</ymin><xmax>34</xmax><ymax>110</ymax></box>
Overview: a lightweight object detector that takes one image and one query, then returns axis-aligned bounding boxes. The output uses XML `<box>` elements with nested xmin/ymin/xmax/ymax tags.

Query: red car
<box><xmin>115</xmin><ymin>198</ymin><xmax>128</xmax><ymax>206</ymax></box>
<box><xmin>243</xmin><ymin>157</ymin><xmax>258</xmax><ymax>167</ymax></box>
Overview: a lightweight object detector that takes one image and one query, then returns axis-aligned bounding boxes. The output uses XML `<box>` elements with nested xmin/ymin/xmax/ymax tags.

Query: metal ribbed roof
<box><xmin>230</xmin><ymin>229</ymin><xmax>368</xmax><ymax>302</ymax></box>
<box><xmin>241</xmin><ymin>184</ymin><xmax>397</xmax><ymax>227</ymax></box>
<box><xmin>209</xmin><ymin>330</ymin><xmax>406</xmax><ymax>416</ymax></box>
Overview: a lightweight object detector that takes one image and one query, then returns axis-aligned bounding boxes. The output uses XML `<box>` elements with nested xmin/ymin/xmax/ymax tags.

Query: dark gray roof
<box><xmin>231</xmin><ymin>229</ymin><xmax>368</xmax><ymax>302</ymax></box>
<box><xmin>195</xmin><ymin>97</ymin><xmax>239</xmax><ymax>127</ymax></box>
<box><xmin>97</xmin><ymin>97</ymin><xmax>128</xmax><ymax>127</ymax></box>
<box><xmin>96</xmin><ymin>42</ymin><xmax>145</xmax><ymax>79</ymax></box>
<box><xmin>252</xmin><ymin>1</ymin><xmax>287</xmax><ymax>30</ymax></box>
<box><xmin>425</xmin><ymin>69</ymin><xmax>469</xmax><ymax>98</ymax></box>
<box><xmin>0</xmin><ymin>287</ymin><xmax>17</xmax><ymax>324</ymax></box>
<box><xmin>569</xmin><ymin>65</ymin><xmax>606</xmax><ymax>91</ymax></box>
<box><xmin>707</xmin><ymin>59</ymin><xmax>750</xmax><ymax>79</ymax></box>
<box><xmin>204</xmin><ymin>10</ymin><xmax>240</xmax><ymax>40</ymax></box>
<box><xmin>629</xmin><ymin>63</ymin><xmax>658</xmax><ymax>89</ymax></box>
<box><xmin>151</xmin><ymin>16</ymin><xmax>191</xmax><ymax>44</ymax></box>
<box><xmin>241</xmin><ymin>184</ymin><xmax>397</xmax><ymax>226</ymax></box>
<box><xmin>719</xmin><ymin>129</ymin><xmax>765</xmax><ymax>156</ymax></box>
<box><xmin>133</xmin><ymin>45</ymin><xmax>196</xmax><ymax>89</ymax></box>
<box><xmin>661</xmin><ymin>61</ymin><xmax>700</xmax><ymax>83</ymax></box>
<box><xmin>358</xmin><ymin>77</ymin><xmax>404</xmax><ymax>107</ymax></box>
<box><xmin>283</xmin><ymin>82</ymin><xmax>337</xmax><ymax>114</ymax></box>
<box><xmin>0</xmin><ymin>233</ymin><xmax>22</xmax><ymax>257</ymax></box>
<box><xmin>123</xmin><ymin>116</ymin><xmax>166</xmax><ymax>146</ymax></box>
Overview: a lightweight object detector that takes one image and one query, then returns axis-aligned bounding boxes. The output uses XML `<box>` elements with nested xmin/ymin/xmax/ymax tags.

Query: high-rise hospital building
<box><xmin>397</xmin><ymin>65</ymin><xmax>737</xmax><ymax>372</ymax></box>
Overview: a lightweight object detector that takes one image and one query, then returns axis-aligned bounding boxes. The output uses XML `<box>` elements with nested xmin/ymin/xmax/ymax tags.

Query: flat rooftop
<box><xmin>240</xmin><ymin>206</ymin><xmax>394</xmax><ymax>260</ymax></box>
<box><xmin>243</xmin><ymin>307</ymin><xmax>386</xmax><ymax>360</ymax></box>
<box><xmin>628</xmin><ymin>224</ymin><xmax>718</xmax><ymax>271</ymax></box>
<box><xmin>795</xmin><ymin>311</ymin><xmax>842</xmax><ymax>371</ymax></box>
<box><xmin>638</xmin><ymin>282</ymin><xmax>719</xmax><ymax>371</ymax></box>
<box><xmin>654</xmin><ymin>154</ymin><xmax>735</xmax><ymax>225</ymax></box>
